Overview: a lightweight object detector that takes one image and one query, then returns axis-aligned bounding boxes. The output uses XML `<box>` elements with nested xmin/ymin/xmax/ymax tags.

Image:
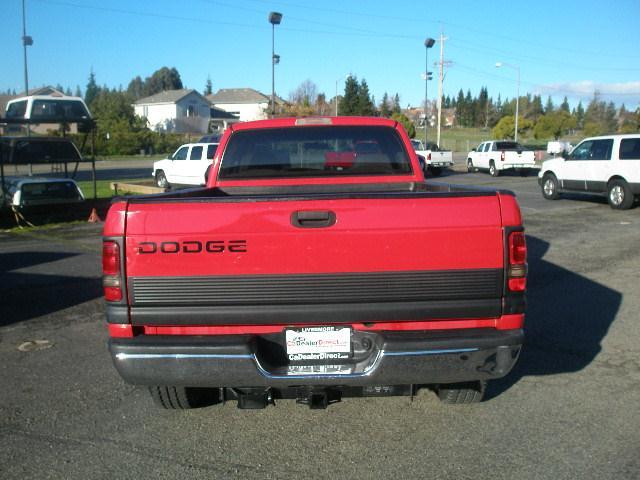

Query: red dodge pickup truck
<box><xmin>103</xmin><ymin>117</ymin><xmax>526</xmax><ymax>409</ymax></box>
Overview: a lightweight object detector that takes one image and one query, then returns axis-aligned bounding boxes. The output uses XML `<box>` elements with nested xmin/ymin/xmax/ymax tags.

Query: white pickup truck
<box><xmin>410</xmin><ymin>140</ymin><xmax>453</xmax><ymax>176</ymax></box>
<box><xmin>467</xmin><ymin>140</ymin><xmax>537</xmax><ymax>177</ymax></box>
<box><xmin>153</xmin><ymin>142</ymin><xmax>219</xmax><ymax>188</ymax></box>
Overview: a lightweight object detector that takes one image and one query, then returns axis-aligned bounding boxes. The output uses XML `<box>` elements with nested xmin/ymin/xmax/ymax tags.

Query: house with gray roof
<box><xmin>207</xmin><ymin>88</ymin><xmax>285</xmax><ymax>122</ymax></box>
<box><xmin>133</xmin><ymin>89</ymin><xmax>210</xmax><ymax>134</ymax></box>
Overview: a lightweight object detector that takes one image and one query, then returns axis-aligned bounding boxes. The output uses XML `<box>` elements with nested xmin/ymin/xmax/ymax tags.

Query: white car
<box><xmin>538</xmin><ymin>134</ymin><xmax>640</xmax><ymax>210</ymax></box>
<box><xmin>467</xmin><ymin>140</ymin><xmax>537</xmax><ymax>177</ymax></box>
<box><xmin>153</xmin><ymin>143</ymin><xmax>219</xmax><ymax>188</ymax></box>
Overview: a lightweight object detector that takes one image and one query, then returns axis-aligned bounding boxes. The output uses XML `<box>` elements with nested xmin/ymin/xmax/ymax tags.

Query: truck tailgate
<box><xmin>123</xmin><ymin>194</ymin><xmax>505</xmax><ymax>325</ymax></box>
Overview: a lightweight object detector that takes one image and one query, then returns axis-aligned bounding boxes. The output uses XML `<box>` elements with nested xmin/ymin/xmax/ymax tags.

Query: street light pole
<box><xmin>496</xmin><ymin>62</ymin><xmax>520</xmax><ymax>142</ymax></box>
<box><xmin>22</xmin><ymin>0</ymin><xmax>33</xmax><ymax>95</ymax></box>
<box><xmin>268</xmin><ymin>12</ymin><xmax>283</xmax><ymax>117</ymax></box>
<box><xmin>424</xmin><ymin>37</ymin><xmax>435</xmax><ymax>145</ymax></box>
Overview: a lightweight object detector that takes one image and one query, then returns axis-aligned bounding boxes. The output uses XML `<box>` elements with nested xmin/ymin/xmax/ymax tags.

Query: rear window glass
<box><xmin>11</xmin><ymin>140</ymin><xmax>81</xmax><ymax>164</ymax></box>
<box><xmin>494</xmin><ymin>142</ymin><xmax>521</xmax><ymax>151</ymax></box>
<box><xmin>21</xmin><ymin>181</ymin><xmax>83</xmax><ymax>201</ymax></box>
<box><xmin>218</xmin><ymin>126</ymin><xmax>412</xmax><ymax>180</ymax></box>
<box><xmin>619</xmin><ymin>138</ymin><xmax>640</xmax><ymax>160</ymax></box>
<box><xmin>31</xmin><ymin>100</ymin><xmax>90</xmax><ymax>121</ymax></box>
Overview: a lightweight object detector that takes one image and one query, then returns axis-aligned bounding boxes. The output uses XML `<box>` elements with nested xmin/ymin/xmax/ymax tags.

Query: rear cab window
<box><xmin>494</xmin><ymin>142</ymin><xmax>521</xmax><ymax>151</ymax></box>
<box><xmin>218</xmin><ymin>126</ymin><xmax>412</xmax><ymax>180</ymax></box>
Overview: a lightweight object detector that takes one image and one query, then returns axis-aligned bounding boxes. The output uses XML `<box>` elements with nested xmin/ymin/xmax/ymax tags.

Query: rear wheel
<box><xmin>541</xmin><ymin>173</ymin><xmax>559</xmax><ymax>200</ymax></box>
<box><xmin>607</xmin><ymin>179</ymin><xmax>634</xmax><ymax>210</ymax></box>
<box><xmin>155</xmin><ymin>170</ymin><xmax>169</xmax><ymax>189</ymax></box>
<box><xmin>489</xmin><ymin>161</ymin><xmax>499</xmax><ymax>177</ymax></box>
<box><xmin>149</xmin><ymin>386</ymin><xmax>220</xmax><ymax>409</ymax></box>
<box><xmin>466</xmin><ymin>159</ymin><xmax>474</xmax><ymax>173</ymax></box>
<box><xmin>437</xmin><ymin>381</ymin><xmax>486</xmax><ymax>404</ymax></box>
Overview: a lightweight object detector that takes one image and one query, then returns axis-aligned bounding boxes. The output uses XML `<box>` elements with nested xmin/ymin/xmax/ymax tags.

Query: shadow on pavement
<box><xmin>488</xmin><ymin>235</ymin><xmax>622</xmax><ymax>399</ymax></box>
<box><xmin>0</xmin><ymin>251</ymin><xmax>102</xmax><ymax>327</ymax></box>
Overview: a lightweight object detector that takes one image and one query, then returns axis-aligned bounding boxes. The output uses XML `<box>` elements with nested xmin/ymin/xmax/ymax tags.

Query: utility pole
<box><xmin>436</xmin><ymin>32</ymin><xmax>451</xmax><ymax>148</ymax></box>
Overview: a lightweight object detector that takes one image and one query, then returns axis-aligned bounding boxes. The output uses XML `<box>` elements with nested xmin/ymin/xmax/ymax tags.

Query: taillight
<box><xmin>507</xmin><ymin>231</ymin><xmax>527</xmax><ymax>291</ymax></box>
<box><xmin>103</xmin><ymin>241</ymin><xmax>122</xmax><ymax>301</ymax></box>
<box><xmin>500</xmin><ymin>151</ymin><xmax>505</xmax><ymax>161</ymax></box>
<box><xmin>427</xmin><ymin>153</ymin><xmax>431</xmax><ymax>161</ymax></box>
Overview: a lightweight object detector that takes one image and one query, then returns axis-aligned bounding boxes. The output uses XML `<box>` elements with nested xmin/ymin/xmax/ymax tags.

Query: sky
<box><xmin>2</xmin><ymin>0</ymin><xmax>640</xmax><ymax>110</ymax></box>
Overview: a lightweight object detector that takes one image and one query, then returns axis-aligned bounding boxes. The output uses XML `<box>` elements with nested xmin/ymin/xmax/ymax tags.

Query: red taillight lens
<box><xmin>427</xmin><ymin>153</ymin><xmax>431</xmax><ymax>161</ymax></box>
<box><xmin>500</xmin><ymin>151</ymin><xmax>505</xmax><ymax>161</ymax></box>
<box><xmin>509</xmin><ymin>231</ymin><xmax>527</xmax><ymax>264</ymax></box>
<box><xmin>508</xmin><ymin>231</ymin><xmax>527</xmax><ymax>291</ymax></box>
<box><xmin>103</xmin><ymin>241</ymin><xmax>122</xmax><ymax>301</ymax></box>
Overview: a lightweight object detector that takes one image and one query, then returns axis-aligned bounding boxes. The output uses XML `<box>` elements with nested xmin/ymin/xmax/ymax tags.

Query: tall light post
<box><xmin>496</xmin><ymin>62</ymin><xmax>520</xmax><ymax>142</ymax></box>
<box><xmin>269</xmin><ymin>12</ymin><xmax>283</xmax><ymax>117</ymax></box>
<box><xmin>423</xmin><ymin>37</ymin><xmax>435</xmax><ymax>145</ymax></box>
<box><xmin>22</xmin><ymin>0</ymin><xmax>33</xmax><ymax>95</ymax></box>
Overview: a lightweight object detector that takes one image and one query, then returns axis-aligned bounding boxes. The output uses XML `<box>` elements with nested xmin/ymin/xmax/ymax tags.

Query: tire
<box><xmin>541</xmin><ymin>173</ymin><xmax>559</xmax><ymax>200</ymax></box>
<box><xmin>607</xmin><ymin>179</ymin><xmax>634</xmax><ymax>210</ymax></box>
<box><xmin>466</xmin><ymin>159</ymin><xmax>474</xmax><ymax>173</ymax></box>
<box><xmin>489</xmin><ymin>161</ymin><xmax>499</xmax><ymax>177</ymax></box>
<box><xmin>429</xmin><ymin>166</ymin><xmax>442</xmax><ymax>177</ymax></box>
<box><xmin>437</xmin><ymin>381</ymin><xmax>486</xmax><ymax>404</ymax></box>
<box><xmin>149</xmin><ymin>386</ymin><xmax>220</xmax><ymax>409</ymax></box>
<box><xmin>155</xmin><ymin>170</ymin><xmax>169</xmax><ymax>189</ymax></box>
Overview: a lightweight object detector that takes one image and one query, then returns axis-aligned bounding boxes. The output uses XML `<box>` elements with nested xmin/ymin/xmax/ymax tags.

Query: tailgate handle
<box><xmin>291</xmin><ymin>210</ymin><xmax>336</xmax><ymax>228</ymax></box>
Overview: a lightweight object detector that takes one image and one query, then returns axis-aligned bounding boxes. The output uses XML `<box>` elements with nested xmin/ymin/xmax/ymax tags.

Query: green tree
<box><xmin>392</xmin><ymin>93</ymin><xmax>401</xmax><ymax>115</ymax></box>
<box><xmin>357</xmin><ymin>79</ymin><xmax>376</xmax><ymax>116</ymax></box>
<box><xmin>127</xmin><ymin>76</ymin><xmax>145</xmax><ymax>100</ymax></box>
<box><xmin>544</xmin><ymin>96</ymin><xmax>554</xmax><ymax>114</ymax></box>
<box><xmin>533</xmin><ymin>111</ymin><xmax>577</xmax><ymax>140</ymax></box>
<box><xmin>144</xmin><ymin>67</ymin><xmax>183</xmax><ymax>96</ymax></box>
<box><xmin>391</xmin><ymin>112</ymin><xmax>415</xmax><ymax>138</ymax></box>
<box><xmin>338</xmin><ymin>76</ymin><xmax>359</xmax><ymax>115</ymax></box>
<box><xmin>379</xmin><ymin>92</ymin><xmax>391</xmax><ymax>117</ymax></box>
<box><xmin>204</xmin><ymin>76</ymin><xmax>213</xmax><ymax>96</ymax></box>
<box><xmin>85</xmin><ymin>69</ymin><xmax>100</xmax><ymax>108</ymax></box>
<box><xmin>492</xmin><ymin>115</ymin><xmax>533</xmax><ymax>139</ymax></box>
<box><xmin>560</xmin><ymin>96</ymin><xmax>570</xmax><ymax>113</ymax></box>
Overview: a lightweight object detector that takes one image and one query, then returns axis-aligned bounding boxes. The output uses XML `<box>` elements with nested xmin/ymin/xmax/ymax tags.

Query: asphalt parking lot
<box><xmin>1</xmin><ymin>165</ymin><xmax>639</xmax><ymax>479</ymax></box>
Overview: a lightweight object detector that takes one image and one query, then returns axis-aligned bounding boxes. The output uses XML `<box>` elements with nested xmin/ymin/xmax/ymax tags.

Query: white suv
<box><xmin>538</xmin><ymin>134</ymin><xmax>640</xmax><ymax>209</ymax></box>
<box><xmin>153</xmin><ymin>143</ymin><xmax>219</xmax><ymax>188</ymax></box>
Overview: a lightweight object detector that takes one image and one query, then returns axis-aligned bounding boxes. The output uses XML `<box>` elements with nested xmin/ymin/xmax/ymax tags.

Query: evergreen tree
<box><xmin>204</xmin><ymin>76</ymin><xmax>213</xmax><ymax>96</ymax></box>
<box><xmin>357</xmin><ymin>79</ymin><xmax>376</xmax><ymax>116</ymax></box>
<box><xmin>85</xmin><ymin>69</ymin><xmax>100</xmax><ymax>108</ymax></box>
<box><xmin>380</xmin><ymin>92</ymin><xmax>391</xmax><ymax>117</ymax></box>
<box><xmin>560</xmin><ymin>96</ymin><xmax>570</xmax><ymax>113</ymax></box>
<box><xmin>392</xmin><ymin>93</ymin><xmax>401</xmax><ymax>115</ymax></box>
<box><xmin>338</xmin><ymin>76</ymin><xmax>360</xmax><ymax>115</ymax></box>
<box><xmin>544</xmin><ymin>96</ymin><xmax>554</xmax><ymax>114</ymax></box>
<box><xmin>74</xmin><ymin>85</ymin><xmax>82</xmax><ymax>97</ymax></box>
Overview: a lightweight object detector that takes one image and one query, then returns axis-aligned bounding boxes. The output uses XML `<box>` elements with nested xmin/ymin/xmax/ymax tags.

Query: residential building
<box><xmin>207</xmin><ymin>88</ymin><xmax>285</xmax><ymax>122</ymax></box>
<box><xmin>134</xmin><ymin>89</ymin><xmax>210</xmax><ymax>134</ymax></box>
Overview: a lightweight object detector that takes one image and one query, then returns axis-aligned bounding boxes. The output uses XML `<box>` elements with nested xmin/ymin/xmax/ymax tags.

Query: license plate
<box><xmin>285</xmin><ymin>326</ymin><xmax>351</xmax><ymax>362</ymax></box>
